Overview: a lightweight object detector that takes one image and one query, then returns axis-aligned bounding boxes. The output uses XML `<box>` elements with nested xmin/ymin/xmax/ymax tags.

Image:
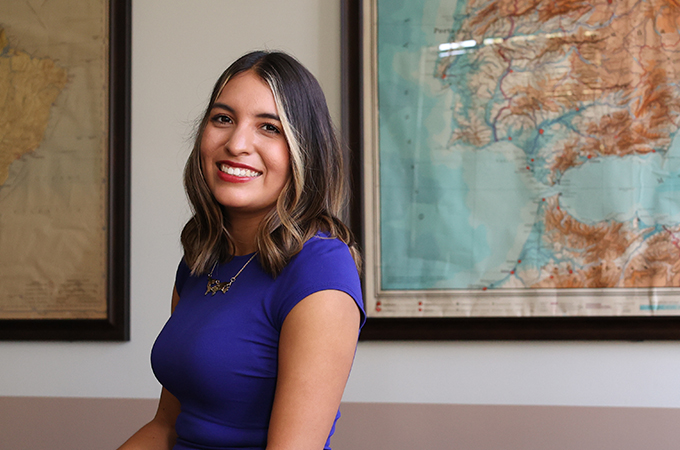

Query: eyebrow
<box><xmin>212</xmin><ymin>102</ymin><xmax>281</xmax><ymax>122</ymax></box>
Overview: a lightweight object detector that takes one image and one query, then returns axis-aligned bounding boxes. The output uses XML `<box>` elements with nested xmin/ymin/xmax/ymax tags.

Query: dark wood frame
<box><xmin>342</xmin><ymin>0</ymin><xmax>680</xmax><ymax>340</ymax></box>
<box><xmin>0</xmin><ymin>0</ymin><xmax>131</xmax><ymax>340</ymax></box>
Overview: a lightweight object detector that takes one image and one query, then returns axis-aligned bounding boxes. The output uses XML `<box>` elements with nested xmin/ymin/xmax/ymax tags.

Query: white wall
<box><xmin>346</xmin><ymin>341</ymin><xmax>680</xmax><ymax>408</ymax></box>
<box><xmin>2</xmin><ymin>0</ymin><xmax>680</xmax><ymax>409</ymax></box>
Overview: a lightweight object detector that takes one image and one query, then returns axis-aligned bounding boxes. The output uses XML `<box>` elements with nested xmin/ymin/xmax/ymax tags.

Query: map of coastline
<box><xmin>376</xmin><ymin>0</ymin><xmax>680</xmax><ymax>310</ymax></box>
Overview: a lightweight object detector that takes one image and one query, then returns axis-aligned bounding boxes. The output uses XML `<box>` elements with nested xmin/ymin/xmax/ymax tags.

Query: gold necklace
<box><xmin>205</xmin><ymin>253</ymin><xmax>257</xmax><ymax>296</ymax></box>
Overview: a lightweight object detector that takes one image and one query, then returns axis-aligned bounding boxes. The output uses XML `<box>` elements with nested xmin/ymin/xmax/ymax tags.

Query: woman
<box><xmin>118</xmin><ymin>51</ymin><xmax>365</xmax><ymax>450</ymax></box>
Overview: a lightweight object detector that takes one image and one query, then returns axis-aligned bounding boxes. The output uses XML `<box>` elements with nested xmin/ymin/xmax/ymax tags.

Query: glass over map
<box><xmin>0</xmin><ymin>1</ymin><xmax>109</xmax><ymax>319</ymax></box>
<box><xmin>371</xmin><ymin>0</ymin><xmax>680</xmax><ymax>316</ymax></box>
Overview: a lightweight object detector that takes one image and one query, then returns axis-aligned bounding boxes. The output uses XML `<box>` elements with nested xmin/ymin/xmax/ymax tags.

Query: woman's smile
<box><xmin>217</xmin><ymin>161</ymin><xmax>263</xmax><ymax>181</ymax></box>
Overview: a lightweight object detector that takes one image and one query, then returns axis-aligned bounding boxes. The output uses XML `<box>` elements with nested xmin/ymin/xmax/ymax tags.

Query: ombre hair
<box><xmin>181</xmin><ymin>51</ymin><xmax>361</xmax><ymax>277</ymax></box>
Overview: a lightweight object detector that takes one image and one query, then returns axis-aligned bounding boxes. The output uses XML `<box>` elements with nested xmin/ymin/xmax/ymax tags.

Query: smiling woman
<box><xmin>117</xmin><ymin>51</ymin><xmax>365</xmax><ymax>450</ymax></box>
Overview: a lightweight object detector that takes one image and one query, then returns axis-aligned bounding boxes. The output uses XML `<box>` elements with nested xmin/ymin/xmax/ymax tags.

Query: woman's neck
<box><xmin>228</xmin><ymin>213</ymin><xmax>262</xmax><ymax>256</ymax></box>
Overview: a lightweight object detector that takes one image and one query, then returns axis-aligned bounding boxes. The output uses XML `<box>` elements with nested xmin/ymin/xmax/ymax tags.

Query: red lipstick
<box><xmin>216</xmin><ymin>160</ymin><xmax>262</xmax><ymax>183</ymax></box>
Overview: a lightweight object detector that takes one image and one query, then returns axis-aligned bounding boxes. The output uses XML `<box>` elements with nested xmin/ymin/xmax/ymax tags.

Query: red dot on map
<box><xmin>508</xmin><ymin>136</ymin><xmax>512</xmax><ymax>141</ymax></box>
<box><xmin>569</xmin><ymin>270</ymin><xmax>573</xmax><ymax>274</ymax></box>
<box><xmin>441</xmin><ymin>74</ymin><xmax>446</xmax><ymax>79</ymax></box>
<box><xmin>376</xmin><ymin>307</ymin><xmax>382</xmax><ymax>312</ymax></box>
<box><xmin>518</xmin><ymin>259</ymin><xmax>522</xmax><ymax>263</ymax></box>
<box><xmin>511</xmin><ymin>270</ymin><xmax>515</xmax><ymax>275</ymax></box>
<box><xmin>576</xmin><ymin>107</ymin><xmax>580</xmax><ymax>111</ymax></box>
<box><xmin>418</xmin><ymin>301</ymin><xmax>423</xmax><ymax>305</ymax></box>
<box><xmin>652</xmin><ymin>149</ymin><xmax>656</xmax><ymax>153</ymax></box>
<box><xmin>587</xmin><ymin>155</ymin><xmax>592</xmax><ymax>159</ymax></box>
<box><xmin>557</xmin><ymin>206</ymin><xmax>560</xmax><ymax>210</ymax></box>
<box><xmin>607</xmin><ymin>0</ymin><xmax>612</xmax><ymax>3</ymax></box>
<box><xmin>482</xmin><ymin>287</ymin><xmax>487</xmax><ymax>291</ymax></box>
<box><xmin>539</xmin><ymin>129</ymin><xmax>544</xmax><ymax>134</ymax></box>
<box><xmin>542</xmin><ymin>198</ymin><xmax>546</xmax><ymax>201</ymax></box>
<box><xmin>526</xmin><ymin>166</ymin><xmax>531</xmax><ymax>170</ymax></box>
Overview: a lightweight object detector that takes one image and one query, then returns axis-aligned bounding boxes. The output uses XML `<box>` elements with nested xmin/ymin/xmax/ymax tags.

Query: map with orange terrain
<box><xmin>440</xmin><ymin>0</ymin><xmax>680</xmax><ymax>185</ymax></box>
<box><xmin>375</xmin><ymin>0</ymin><xmax>680</xmax><ymax>316</ymax></box>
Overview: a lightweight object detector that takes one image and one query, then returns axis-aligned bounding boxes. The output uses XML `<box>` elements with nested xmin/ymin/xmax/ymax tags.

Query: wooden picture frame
<box><xmin>342</xmin><ymin>0</ymin><xmax>680</xmax><ymax>340</ymax></box>
<box><xmin>0</xmin><ymin>0</ymin><xmax>130</xmax><ymax>340</ymax></box>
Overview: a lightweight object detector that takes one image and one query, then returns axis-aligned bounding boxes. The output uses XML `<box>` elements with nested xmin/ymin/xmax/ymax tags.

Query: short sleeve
<box><xmin>175</xmin><ymin>259</ymin><xmax>191</xmax><ymax>294</ymax></box>
<box><xmin>270</xmin><ymin>236</ymin><xmax>365</xmax><ymax>330</ymax></box>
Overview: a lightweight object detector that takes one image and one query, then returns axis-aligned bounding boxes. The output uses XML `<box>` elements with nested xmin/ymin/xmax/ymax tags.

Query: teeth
<box><xmin>220</xmin><ymin>164</ymin><xmax>261</xmax><ymax>178</ymax></box>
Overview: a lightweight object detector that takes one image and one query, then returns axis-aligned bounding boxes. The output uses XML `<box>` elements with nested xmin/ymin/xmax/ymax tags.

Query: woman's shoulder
<box><xmin>290</xmin><ymin>232</ymin><xmax>355</xmax><ymax>269</ymax></box>
<box><xmin>271</xmin><ymin>233</ymin><xmax>364</xmax><ymax>328</ymax></box>
<box><xmin>281</xmin><ymin>232</ymin><xmax>358</xmax><ymax>282</ymax></box>
<box><xmin>175</xmin><ymin>258</ymin><xmax>192</xmax><ymax>293</ymax></box>
<box><xmin>302</xmin><ymin>232</ymin><xmax>350</xmax><ymax>251</ymax></box>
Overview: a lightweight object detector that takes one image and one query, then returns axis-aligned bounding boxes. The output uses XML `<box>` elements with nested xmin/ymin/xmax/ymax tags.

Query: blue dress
<box><xmin>151</xmin><ymin>235</ymin><xmax>365</xmax><ymax>450</ymax></box>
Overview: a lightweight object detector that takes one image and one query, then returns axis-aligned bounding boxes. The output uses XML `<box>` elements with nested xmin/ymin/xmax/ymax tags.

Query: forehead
<box><xmin>214</xmin><ymin>70</ymin><xmax>278</xmax><ymax>111</ymax></box>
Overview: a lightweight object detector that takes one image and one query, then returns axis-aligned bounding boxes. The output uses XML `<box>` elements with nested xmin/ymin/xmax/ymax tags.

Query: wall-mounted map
<box><xmin>0</xmin><ymin>1</ymin><xmax>109</xmax><ymax>319</ymax></box>
<box><xmin>369</xmin><ymin>0</ymin><xmax>680</xmax><ymax>317</ymax></box>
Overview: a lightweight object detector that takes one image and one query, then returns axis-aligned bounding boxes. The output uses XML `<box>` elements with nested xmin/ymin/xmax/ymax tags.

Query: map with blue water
<box><xmin>374</xmin><ymin>0</ymin><xmax>680</xmax><ymax>316</ymax></box>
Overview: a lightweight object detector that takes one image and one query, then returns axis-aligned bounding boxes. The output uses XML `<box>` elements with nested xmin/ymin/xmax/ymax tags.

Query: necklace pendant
<box><xmin>204</xmin><ymin>253</ymin><xmax>257</xmax><ymax>296</ymax></box>
<box><xmin>219</xmin><ymin>281</ymin><xmax>232</xmax><ymax>294</ymax></box>
<box><xmin>205</xmin><ymin>277</ymin><xmax>221</xmax><ymax>296</ymax></box>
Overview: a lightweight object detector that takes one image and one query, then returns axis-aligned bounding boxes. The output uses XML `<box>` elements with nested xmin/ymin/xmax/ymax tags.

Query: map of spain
<box><xmin>0</xmin><ymin>27</ymin><xmax>68</xmax><ymax>186</ymax></box>
<box><xmin>377</xmin><ymin>0</ymin><xmax>680</xmax><ymax>300</ymax></box>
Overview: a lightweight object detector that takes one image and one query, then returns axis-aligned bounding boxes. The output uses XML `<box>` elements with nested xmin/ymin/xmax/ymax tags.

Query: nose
<box><xmin>226</xmin><ymin>123</ymin><xmax>252</xmax><ymax>156</ymax></box>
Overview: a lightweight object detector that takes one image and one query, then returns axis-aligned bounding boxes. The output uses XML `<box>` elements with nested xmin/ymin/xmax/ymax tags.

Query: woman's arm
<box><xmin>266</xmin><ymin>289</ymin><xmax>361</xmax><ymax>450</ymax></box>
<box><xmin>117</xmin><ymin>288</ymin><xmax>183</xmax><ymax>450</ymax></box>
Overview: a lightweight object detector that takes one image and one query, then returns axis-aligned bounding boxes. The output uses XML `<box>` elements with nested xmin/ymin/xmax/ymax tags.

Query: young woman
<box><xmin>118</xmin><ymin>51</ymin><xmax>364</xmax><ymax>450</ymax></box>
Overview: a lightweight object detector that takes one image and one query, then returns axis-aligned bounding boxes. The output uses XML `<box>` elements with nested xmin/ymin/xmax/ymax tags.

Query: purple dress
<box><xmin>151</xmin><ymin>235</ymin><xmax>365</xmax><ymax>450</ymax></box>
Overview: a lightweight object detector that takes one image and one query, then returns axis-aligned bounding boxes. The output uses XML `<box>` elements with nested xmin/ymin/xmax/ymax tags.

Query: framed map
<box><xmin>343</xmin><ymin>0</ymin><xmax>680</xmax><ymax>339</ymax></box>
<box><xmin>0</xmin><ymin>0</ymin><xmax>130</xmax><ymax>340</ymax></box>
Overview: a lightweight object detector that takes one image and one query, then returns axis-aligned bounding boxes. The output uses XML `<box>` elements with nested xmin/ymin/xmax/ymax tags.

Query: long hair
<box><xmin>181</xmin><ymin>51</ymin><xmax>361</xmax><ymax>277</ymax></box>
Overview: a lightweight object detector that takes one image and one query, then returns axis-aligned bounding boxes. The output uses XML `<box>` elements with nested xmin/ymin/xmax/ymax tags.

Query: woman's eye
<box><xmin>212</xmin><ymin>114</ymin><xmax>232</xmax><ymax>124</ymax></box>
<box><xmin>263</xmin><ymin>123</ymin><xmax>280</xmax><ymax>133</ymax></box>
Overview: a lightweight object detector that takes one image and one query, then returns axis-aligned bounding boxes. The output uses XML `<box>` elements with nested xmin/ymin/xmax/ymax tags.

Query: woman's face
<box><xmin>200</xmin><ymin>70</ymin><xmax>291</xmax><ymax>224</ymax></box>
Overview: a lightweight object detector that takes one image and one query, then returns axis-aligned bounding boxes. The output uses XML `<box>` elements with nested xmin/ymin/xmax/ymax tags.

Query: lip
<box><xmin>216</xmin><ymin>160</ymin><xmax>262</xmax><ymax>183</ymax></box>
<box><xmin>218</xmin><ymin>160</ymin><xmax>260</xmax><ymax>171</ymax></box>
